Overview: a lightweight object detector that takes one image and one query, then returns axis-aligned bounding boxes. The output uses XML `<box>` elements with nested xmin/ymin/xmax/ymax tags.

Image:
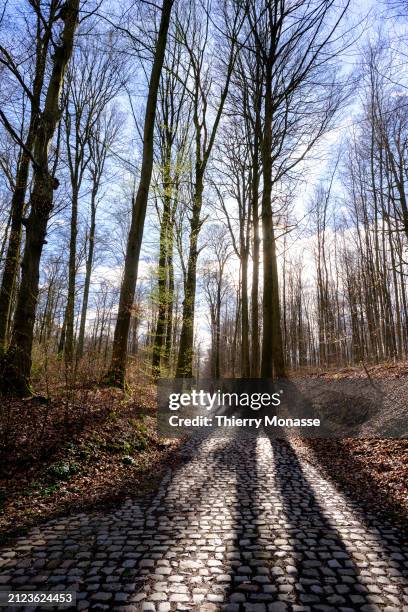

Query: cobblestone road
<box><xmin>1</xmin><ymin>436</ymin><xmax>408</xmax><ymax>611</ymax></box>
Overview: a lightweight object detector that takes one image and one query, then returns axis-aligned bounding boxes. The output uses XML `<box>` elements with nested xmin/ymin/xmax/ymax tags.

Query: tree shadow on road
<box><xmin>270</xmin><ymin>436</ymin><xmax>408</xmax><ymax>608</ymax></box>
<box><xmin>221</xmin><ymin>433</ymin><xmax>379</xmax><ymax>610</ymax></box>
<box><xmin>1</xmin><ymin>430</ymin><xmax>408</xmax><ymax>610</ymax></box>
<box><xmin>270</xmin><ymin>437</ymin><xmax>373</xmax><ymax>608</ymax></box>
<box><xmin>300</xmin><ymin>436</ymin><xmax>408</xmax><ymax>531</ymax></box>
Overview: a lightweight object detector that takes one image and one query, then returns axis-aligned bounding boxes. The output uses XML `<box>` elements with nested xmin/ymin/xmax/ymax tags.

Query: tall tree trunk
<box><xmin>241</xmin><ymin>251</ymin><xmax>250</xmax><ymax>377</ymax></box>
<box><xmin>0</xmin><ymin>154</ymin><xmax>30</xmax><ymax>353</ymax></box>
<box><xmin>215</xmin><ymin>271</ymin><xmax>223</xmax><ymax>379</ymax></box>
<box><xmin>250</xmin><ymin>53</ymin><xmax>261</xmax><ymax>377</ymax></box>
<box><xmin>270</xmin><ymin>227</ymin><xmax>285</xmax><ymax>376</ymax></box>
<box><xmin>152</xmin><ymin>162</ymin><xmax>172</xmax><ymax>377</ymax></box>
<box><xmin>106</xmin><ymin>0</ymin><xmax>173</xmax><ymax>386</ymax></box>
<box><xmin>163</xmin><ymin>214</ymin><xmax>175</xmax><ymax>371</ymax></box>
<box><xmin>231</xmin><ymin>287</ymin><xmax>240</xmax><ymax>378</ymax></box>
<box><xmin>64</xmin><ymin>186</ymin><xmax>78</xmax><ymax>365</ymax></box>
<box><xmin>250</xmin><ymin>146</ymin><xmax>260</xmax><ymax>377</ymax></box>
<box><xmin>0</xmin><ymin>20</ymin><xmax>49</xmax><ymax>353</ymax></box>
<box><xmin>152</xmin><ymin>215</ymin><xmax>169</xmax><ymax>377</ymax></box>
<box><xmin>77</xmin><ymin>186</ymin><xmax>97</xmax><ymax>360</ymax></box>
<box><xmin>176</xmin><ymin>177</ymin><xmax>203</xmax><ymax>378</ymax></box>
<box><xmin>260</xmin><ymin>66</ymin><xmax>285</xmax><ymax>379</ymax></box>
<box><xmin>209</xmin><ymin>306</ymin><xmax>216</xmax><ymax>378</ymax></box>
<box><xmin>0</xmin><ymin>0</ymin><xmax>80</xmax><ymax>396</ymax></box>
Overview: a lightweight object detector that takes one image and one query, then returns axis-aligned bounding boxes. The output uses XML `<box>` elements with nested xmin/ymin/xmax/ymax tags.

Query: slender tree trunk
<box><xmin>250</xmin><ymin>146</ymin><xmax>260</xmax><ymax>377</ymax></box>
<box><xmin>241</xmin><ymin>251</ymin><xmax>250</xmax><ymax>377</ymax></box>
<box><xmin>0</xmin><ymin>206</ymin><xmax>12</xmax><ymax>264</ymax></box>
<box><xmin>45</xmin><ymin>284</ymin><xmax>57</xmax><ymax>345</ymax></box>
<box><xmin>388</xmin><ymin>211</ymin><xmax>402</xmax><ymax>359</ymax></box>
<box><xmin>152</xmin><ymin>162</ymin><xmax>172</xmax><ymax>377</ymax></box>
<box><xmin>171</xmin><ymin>281</ymin><xmax>180</xmax><ymax>365</ymax></box>
<box><xmin>77</xmin><ymin>187</ymin><xmax>97</xmax><ymax>360</ymax></box>
<box><xmin>0</xmin><ymin>154</ymin><xmax>30</xmax><ymax>353</ymax></box>
<box><xmin>0</xmin><ymin>0</ymin><xmax>80</xmax><ymax>396</ymax></box>
<box><xmin>209</xmin><ymin>307</ymin><xmax>216</xmax><ymax>378</ymax></box>
<box><xmin>270</xmin><ymin>227</ymin><xmax>285</xmax><ymax>376</ymax></box>
<box><xmin>39</xmin><ymin>279</ymin><xmax>53</xmax><ymax>345</ymax></box>
<box><xmin>250</xmin><ymin>53</ymin><xmax>261</xmax><ymax>378</ymax></box>
<box><xmin>215</xmin><ymin>271</ymin><xmax>223</xmax><ymax>379</ymax></box>
<box><xmin>176</xmin><ymin>177</ymin><xmax>203</xmax><ymax>378</ymax></box>
<box><xmin>64</xmin><ymin>186</ymin><xmax>78</xmax><ymax>365</ymax></box>
<box><xmin>106</xmin><ymin>0</ymin><xmax>173</xmax><ymax>386</ymax></box>
<box><xmin>163</xmin><ymin>216</ymin><xmax>175</xmax><ymax>371</ymax></box>
<box><xmin>231</xmin><ymin>287</ymin><xmax>240</xmax><ymax>378</ymax></box>
<box><xmin>58</xmin><ymin>308</ymin><xmax>67</xmax><ymax>355</ymax></box>
<box><xmin>152</xmin><ymin>219</ymin><xmax>168</xmax><ymax>376</ymax></box>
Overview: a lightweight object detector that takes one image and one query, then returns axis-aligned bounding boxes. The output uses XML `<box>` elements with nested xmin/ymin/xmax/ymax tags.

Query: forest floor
<box><xmin>0</xmin><ymin>380</ymin><xmax>181</xmax><ymax>543</ymax></box>
<box><xmin>0</xmin><ymin>361</ymin><xmax>407</xmax><ymax>546</ymax></box>
<box><xmin>293</xmin><ymin>360</ymin><xmax>408</xmax><ymax>527</ymax></box>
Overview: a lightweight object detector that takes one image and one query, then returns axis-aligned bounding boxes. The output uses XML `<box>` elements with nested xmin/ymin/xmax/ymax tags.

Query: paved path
<box><xmin>1</xmin><ymin>436</ymin><xmax>408</xmax><ymax>611</ymax></box>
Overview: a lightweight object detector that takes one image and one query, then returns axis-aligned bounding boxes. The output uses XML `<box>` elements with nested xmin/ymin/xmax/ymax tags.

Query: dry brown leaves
<box><xmin>0</xmin><ymin>382</ymin><xmax>180</xmax><ymax>543</ymax></box>
<box><xmin>293</xmin><ymin>360</ymin><xmax>408</xmax><ymax>380</ymax></box>
<box><xmin>295</xmin><ymin>362</ymin><xmax>408</xmax><ymax>525</ymax></box>
<box><xmin>292</xmin><ymin>362</ymin><xmax>408</xmax><ymax>527</ymax></box>
<box><xmin>293</xmin><ymin>438</ymin><xmax>408</xmax><ymax>526</ymax></box>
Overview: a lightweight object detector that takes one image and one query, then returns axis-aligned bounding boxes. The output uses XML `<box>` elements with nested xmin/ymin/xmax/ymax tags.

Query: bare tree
<box><xmin>245</xmin><ymin>0</ymin><xmax>348</xmax><ymax>378</ymax></box>
<box><xmin>0</xmin><ymin>0</ymin><xmax>80</xmax><ymax>396</ymax></box>
<box><xmin>175</xmin><ymin>0</ymin><xmax>245</xmax><ymax>378</ymax></box>
<box><xmin>201</xmin><ymin>225</ymin><xmax>231</xmax><ymax>378</ymax></box>
<box><xmin>60</xmin><ymin>40</ymin><xmax>122</xmax><ymax>366</ymax></box>
<box><xmin>151</xmin><ymin>28</ymin><xmax>191</xmax><ymax>378</ymax></box>
<box><xmin>76</xmin><ymin>108</ymin><xmax>120</xmax><ymax>361</ymax></box>
<box><xmin>106</xmin><ymin>0</ymin><xmax>174</xmax><ymax>387</ymax></box>
<box><xmin>215</xmin><ymin>121</ymin><xmax>252</xmax><ymax>377</ymax></box>
<box><xmin>0</xmin><ymin>2</ymin><xmax>60</xmax><ymax>353</ymax></box>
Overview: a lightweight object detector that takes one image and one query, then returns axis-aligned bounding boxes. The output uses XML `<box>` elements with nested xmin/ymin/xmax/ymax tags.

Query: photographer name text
<box><xmin>167</xmin><ymin>415</ymin><xmax>321</xmax><ymax>428</ymax></box>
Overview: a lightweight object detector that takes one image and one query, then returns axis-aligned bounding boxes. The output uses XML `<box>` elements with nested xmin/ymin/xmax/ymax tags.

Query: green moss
<box><xmin>47</xmin><ymin>461</ymin><xmax>80</xmax><ymax>481</ymax></box>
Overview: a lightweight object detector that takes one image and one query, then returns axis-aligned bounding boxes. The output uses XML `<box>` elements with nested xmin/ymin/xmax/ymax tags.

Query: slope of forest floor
<box><xmin>294</xmin><ymin>361</ymin><xmax>408</xmax><ymax>380</ymax></box>
<box><xmin>0</xmin><ymin>379</ymin><xmax>180</xmax><ymax>544</ymax></box>
<box><xmin>295</xmin><ymin>437</ymin><xmax>408</xmax><ymax>525</ymax></box>
<box><xmin>293</xmin><ymin>361</ymin><xmax>408</xmax><ymax>526</ymax></box>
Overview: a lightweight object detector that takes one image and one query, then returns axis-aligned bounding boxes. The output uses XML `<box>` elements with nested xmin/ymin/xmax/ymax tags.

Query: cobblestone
<box><xmin>0</xmin><ymin>437</ymin><xmax>407</xmax><ymax>609</ymax></box>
